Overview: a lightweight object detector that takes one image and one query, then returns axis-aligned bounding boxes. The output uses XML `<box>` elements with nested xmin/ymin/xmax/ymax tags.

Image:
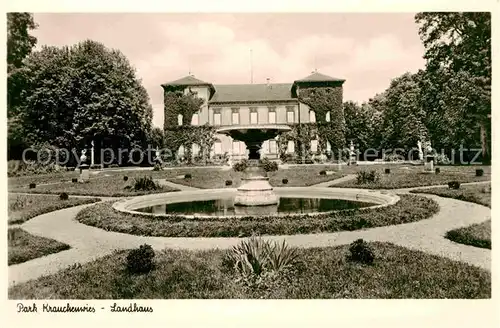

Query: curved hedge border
<box><xmin>76</xmin><ymin>194</ymin><xmax>438</xmax><ymax>238</ymax></box>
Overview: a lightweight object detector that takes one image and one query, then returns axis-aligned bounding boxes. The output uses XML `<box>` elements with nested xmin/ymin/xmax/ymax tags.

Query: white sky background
<box><xmin>31</xmin><ymin>13</ymin><xmax>427</xmax><ymax>127</ymax></box>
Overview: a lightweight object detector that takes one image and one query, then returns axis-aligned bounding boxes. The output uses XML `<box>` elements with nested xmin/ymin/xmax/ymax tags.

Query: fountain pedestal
<box><xmin>235</xmin><ymin>162</ymin><xmax>277</xmax><ymax>206</ymax></box>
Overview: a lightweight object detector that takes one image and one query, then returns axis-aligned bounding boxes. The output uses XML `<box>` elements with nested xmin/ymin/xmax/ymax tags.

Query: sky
<box><xmin>31</xmin><ymin>13</ymin><xmax>427</xmax><ymax>127</ymax></box>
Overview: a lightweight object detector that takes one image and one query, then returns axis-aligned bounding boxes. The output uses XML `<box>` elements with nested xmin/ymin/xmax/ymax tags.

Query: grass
<box><xmin>8</xmin><ymin>193</ymin><xmax>101</xmax><ymax>225</ymax></box>
<box><xmin>162</xmin><ymin>165</ymin><xmax>345</xmax><ymax>188</ymax></box>
<box><xmin>8</xmin><ymin>173</ymin><xmax>179</xmax><ymax>197</ymax></box>
<box><xmin>8</xmin><ymin>242</ymin><xmax>490</xmax><ymax>299</ymax></box>
<box><xmin>334</xmin><ymin>165</ymin><xmax>490</xmax><ymax>189</ymax></box>
<box><xmin>411</xmin><ymin>183</ymin><xmax>491</xmax><ymax>249</ymax></box>
<box><xmin>76</xmin><ymin>194</ymin><xmax>438</xmax><ymax>237</ymax></box>
<box><xmin>8</xmin><ymin>228</ymin><xmax>70</xmax><ymax>265</ymax></box>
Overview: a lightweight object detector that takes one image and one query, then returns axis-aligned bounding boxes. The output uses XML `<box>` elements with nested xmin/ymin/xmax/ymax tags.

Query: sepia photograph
<box><xmin>6</xmin><ymin>8</ymin><xmax>493</xmax><ymax>310</ymax></box>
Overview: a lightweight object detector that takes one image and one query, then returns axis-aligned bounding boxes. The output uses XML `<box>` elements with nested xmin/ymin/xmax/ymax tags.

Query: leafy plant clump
<box><xmin>448</xmin><ymin>181</ymin><xmax>460</xmax><ymax>190</ymax></box>
<box><xmin>476</xmin><ymin>169</ymin><xmax>484</xmax><ymax>177</ymax></box>
<box><xmin>123</xmin><ymin>176</ymin><xmax>128</xmax><ymax>181</ymax></box>
<box><xmin>225</xmin><ymin>180</ymin><xmax>232</xmax><ymax>186</ymax></box>
<box><xmin>233</xmin><ymin>159</ymin><xmax>249</xmax><ymax>172</ymax></box>
<box><xmin>435</xmin><ymin>168</ymin><xmax>440</xmax><ymax>174</ymax></box>
<box><xmin>152</xmin><ymin>163</ymin><xmax>162</xmax><ymax>171</ymax></box>
<box><xmin>72</xmin><ymin>178</ymin><xmax>78</xmax><ymax>183</ymax></box>
<box><xmin>184</xmin><ymin>173</ymin><xmax>192</xmax><ymax>179</ymax></box>
<box><xmin>347</xmin><ymin>239</ymin><xmax>375</xmax><ymax>265</ymax></box>
<box><xmin>59</xmin><ymin>192</ymin><xmax>69</xmax><ymax>200</ymax></box>
<box><xmin>29</xmin><ymin>183</ymin><xmax>36</xmax><ymax>189</ymax></box>
<box><xmin>132</xmin><ymin>176</ymin><xmax>162</xmax><ymax>191</ymax></box>
<box><xmin>356</xmin><ymin>170</ymin><xmax>380</xmax><ymax>184</ymax></box>
<box><xmin>282</xmin><ymin>178</ymin><xmax>288</xmax><ymax>184</ymax></box>
<box><xmin>259</xmin><ymin>158</ymin><xmax>278</xmax><ymax>172</ymax></box>
<box><xmin>319</xmin><ymin>170</ymin><xmax>327</xmax><ymax>176</ymax></box>
<box><xmin>385</xmin><ymin>168</ymin><xmax>391</xmax><ymax>174</ymax></box>
<box><xmin>126</xmin><ymin>244</ymin><xmax>155</xmax><ymax>274</ymax></box>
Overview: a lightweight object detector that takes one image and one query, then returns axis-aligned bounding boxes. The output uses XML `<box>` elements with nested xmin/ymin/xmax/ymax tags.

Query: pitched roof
<box><xmin>294</xmin><ymin>71</ymin><xmax>345</xmax><ymax>83</ymax></box>
<box><xmin>162</xmin><ymin>75</ymin><xmax>213</xmax><ymax>87</ymax></box>
<box><xmin>209</xmin><ymin>83</ymin><xmax>295</xmax><ymax>103</ymax></box>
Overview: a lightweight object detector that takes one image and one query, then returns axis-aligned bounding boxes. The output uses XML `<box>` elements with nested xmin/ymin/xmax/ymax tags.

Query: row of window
<box><xmin>177</xmin><ymin>109</ymin><xmax>332</xmax><ymax>126</ymax></box>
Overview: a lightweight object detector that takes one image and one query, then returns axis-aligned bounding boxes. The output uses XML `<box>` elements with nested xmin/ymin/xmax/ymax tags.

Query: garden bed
<box><xmin>8</xmin><ymin>228</ymin><xmax>70</xmax><ymax>265</ymax></box>
<box><xmin>8</xmin><ymin>242</ymin><xmax>490</xmax><ymax>299</ymax></box>
<box><xmin>76</xmin><ymin>194</ymin><xmax>438</xmax><ymax>237</ymax></box>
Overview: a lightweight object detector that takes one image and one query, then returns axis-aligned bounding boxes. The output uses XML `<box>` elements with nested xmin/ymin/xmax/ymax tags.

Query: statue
<box><xmin>80</xmin><ymin>149</ymin><xmax>87</xmax><ymax>164</ymax></box>
<box><xmin>417</xmin><ymin>140</ymin><xmax>423</xmax><ymax>161</ymax></box>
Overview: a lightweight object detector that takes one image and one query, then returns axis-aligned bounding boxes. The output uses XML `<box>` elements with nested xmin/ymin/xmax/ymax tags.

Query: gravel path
<box><xmin>8</xmin><ymin>177</ymin><xmax>491</xmax><ymax>287</ymax></box>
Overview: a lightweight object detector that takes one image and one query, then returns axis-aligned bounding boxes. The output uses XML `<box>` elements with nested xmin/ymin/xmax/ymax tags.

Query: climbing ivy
<box><xmin>163</xmin><ymin>90</ymin><xmax>204</xmax><ymax>128</ymax></box>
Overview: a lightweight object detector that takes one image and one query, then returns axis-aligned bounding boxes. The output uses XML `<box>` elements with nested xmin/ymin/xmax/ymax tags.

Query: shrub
<box><xmin>153</xmin><ymin>163</ymin><xmax>162</xmax><ymax>171</ymax></box>
<box><xmin>282</xmin><ymin>178</ymin><xmax>288</xmax><ymax>184</ymax></box>
<box><xmin>184</xmin><ymin>173</ymin><xmax>192</xmax><ymax>179</ymax></box>
<box><xmin>59</xmin><ymin>192</ymin><xmax>69</xmax><ymax>201</ymax></box>
<box><xmin>476</xmin><ymin>169</ymin><xmax>484</xmax><ymax>177</ymax></box>
<box><xmin>434</xmin><ymin>153</ymin><xmax>451</xmax><ymax>165</ymax></box>
<box><xmin>347</xmin><ymin>239</ymin><xmax>375</xmax><ymax>265</ymax></box>
<box><xmin>123</xmin><ymin>176</ymin><xmax>128</xmax><ymax>182</ymax></box>
<box><xmin>126</xmin><ymin>244</ymin><xmax>155</xmax><ymax>274</ymax></box>
<box><xmin>259</xmin><ymin>158</ymin><xmax>278</xmax><ymax>172</ymax></box>
<box><xmin>132</xmin><ymin>176</ymin><xmax>162</xmax><ymax>191</ymax></box>
<box><xmin>356</xmin><ymin>170</ymin><xmax>380</xmax><ymax>184</ymax></box>
<box><xmin>233</xmin><ymin>159</ymin><xmax>249</xmax><ymax>172</ymax></box>
<box><xmin>29</xmin><ymin>183</ymin><xmax>36</xmax><ymax>189</ymax></box>
<box><xmin>319</xmin><ymin>170</ymin><xmax>327</xmax><ymax>176</ymax></box>
<box><xmin>435</xmin><ymin>168</ymin><xmax>441</xmax><ymax>174</ymax></box>
<box><xmin>448</xmin><ymin>181</ymin><xmax>460</xmax><ymax>190</ymax></box>
<box><xmin>225</xmin><ymin>180</ymin><xmax>233</xmax><ymax>186</ymax></box>
<box><xmin>385</xmin><ymin>168</ymin><xmax>390</xmax><ymax>174</ymax></box>
<box><xmin>89</xmin><ymin>164</ymin><xmax>101</xmax><ymax>170</ymax></box>
<box><xmin>383</xmin><ymin>153</ymin><xmax>404</xmax><ymax>162</ymax></box>
<box><xmin>72</xmin><ymin>178</ymin><xmax>78</xmax><ymax>183</ymax></box>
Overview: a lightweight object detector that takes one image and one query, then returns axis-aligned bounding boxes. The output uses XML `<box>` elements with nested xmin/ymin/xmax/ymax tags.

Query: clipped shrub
<box><xmin>29</xmin><ymin>183</ymin><xmax>36</xmax><ymax>189</ymax></box>
<box><xmin>233</xmin><ymin>159</ymin><xmax>249</xmax><ymax>172</ymax></box>
<box><xmin>59</xmin><ymin>192</ymin><xmax>69</xmax><ymax>201</ymax></box>
<box><xmin>225</xmin><ymin>180</ymin><xmax>233</xmax><ymax>186</ymax></box>
<box><xmin>72</xmin><ymin>178</ymin><xmax>78</xmax><ymax>183</ymax></box>
<box><xmin>319</xmin><ymin>170</ymin><xmax>327</xmax><ymax>176</ymax></box>
<box><xmin>435</xmin><ymin>168</ymin><xmax>441</xmax><ymax>174</ymax></box>
<box><xmin>356</xmin><ymin>170</ymin><xmax>380</xmax><ymax>184</ymax></box>
<box><xmin>347</xmin><ymin>239</ymin><xmax>375</xmax><ymax>265</ymax></box>
<box><xmin>126</xmin><ymin>244</ymin><xmax>155</xmax><ymax>274</ymax></box>
<box><xmin>434</xmin><ymin>153</ymin><xmax>451</xmax><ymax>165</ymax></box>
<box><xmin>153</xmin><ymin>163</ymin><xmax>162</xmax><ymax>171</ymax></box>
<box><xmin>259</xmin><ymin>157</ymin><xmax>278</xmax><ymax>172</ymax></box>
<box><xmin>123</xmin><ymin>176</ymin><xmax>129</xmax><ymax>181</ymax></box>
<box><xmin>184</xmin><ymin>173</ymin><xmax>192</xmax><ymax>179</ymax></box>
<box><xmin>282</xmin><ymin>178</ymin><xmax>288</xmax><ymax>184</ymax></box>
<box><xmin>476</xmin><ymin>169</ymin><xmax>484</xmax><ymax>177</ymax></box>
<box><xmin>384</xmin><ymin>168</ymin><xmax>390</xmax><ymax>174</ymax></box>
<box><xmin>448</xmin><ymin>181</ymin><xmax>461</xmax><ymax>190</ymax></box>
<box><xmin>132</xmin><ymin>176</ymin><xmax>162</xmax><ymax>191</ymax></box>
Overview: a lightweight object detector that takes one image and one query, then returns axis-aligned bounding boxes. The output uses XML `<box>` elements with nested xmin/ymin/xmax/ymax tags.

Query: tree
<box><xmin>343</xmin><ymin>101</ymin><xmax>380</xmax><ymax>154</ymax></box>
<box><xmin>415</xmin><ymin>12</ymin><xmax>491</xmax><ymax>161</ymax></box>
<box><xmin>7</xmin><ymin>13</ymin><xmax>37</xmax><ymax>72</ymax></box>
<box><xmin>13</xmin><ymin>40</ymin><xmax>153</xmax><ymax>159</ymax></box>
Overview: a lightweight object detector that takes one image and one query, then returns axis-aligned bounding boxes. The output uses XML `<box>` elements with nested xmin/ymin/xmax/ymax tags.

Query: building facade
<box><xmin>162</xmin><ymin>71</ymin><xmax>345</xmax><ymax>162</ymax></box>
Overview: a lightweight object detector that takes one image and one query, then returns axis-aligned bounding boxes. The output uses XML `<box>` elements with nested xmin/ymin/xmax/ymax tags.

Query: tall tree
<box><xmin>415</xmin><ymin>12</ymin><xmax>491</xmax><ymax>161</ymax></box>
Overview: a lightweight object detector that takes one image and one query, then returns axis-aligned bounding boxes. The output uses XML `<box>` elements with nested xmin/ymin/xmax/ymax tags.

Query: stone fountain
<box><xmin>216</xmin><ymin>124</ymin><xmax>291</xmax><ymax>206</ymax></box>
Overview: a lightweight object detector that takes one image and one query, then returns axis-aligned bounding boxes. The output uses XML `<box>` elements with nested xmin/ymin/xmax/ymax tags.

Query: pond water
<box><xmin>134</xmin><ymin>197</ymin><xmax>376</xmax><ymax>217</ymax></box>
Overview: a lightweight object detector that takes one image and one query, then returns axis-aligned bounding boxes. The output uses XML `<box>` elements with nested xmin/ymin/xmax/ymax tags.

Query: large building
<box><xmin>162</xmin><ymin>71</ymin><xmax>345</xmax><ymax>162</ymax></box>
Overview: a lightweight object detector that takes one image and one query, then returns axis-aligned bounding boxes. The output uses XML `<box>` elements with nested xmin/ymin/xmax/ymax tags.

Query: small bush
<box><xmin>319</xmin><ymin>170</ymin><xmax>327</xmax><ymax>176</ymax></box>
<box><xmin>184</xmin><ymin>173</ymin><xmax>192</xmax><ymax>179</ymax></box>
<box><xmin>356</xmin><ymin>170</ymin><xmax>380</xmax><ymax>184</ymax></box>
<box><xmin>476</xmin><ymin>169</ymin><xmax>484</xmax><ymax>177</ymax></box>
<box><xmin>383</xmin><ymin>153</ymin><xmax>404</xmax><ymax>162</ymax></box>
<box><xmin>448</xmin><ymin>181</ymin><xmax>461</xmax><ymax>190</ymax></box>
<box><xmin>126</xmin><ymin>244</ymin><xmax>155</xmax><ymax>274</ymax></box>
<box><xmin>153</xmin><ymin>163</ymin><xmax>162</xmax><ymax>171</ymax></box>
<box><xmin>434</xmin><ymin>153</ymin><xmax>451</xmax><ymax>165</ymax></box>
<box><xmin>282</xmin><ymin>178</ymin><xmax>288</xmax><ymax>184</ymax></box>
<box><xmin>123</xmin><ymin>176</ymin><xmax>128</xmax><ymax>181</ymax></box>
<box><xmin>90</xmin><ymin>164</ymin><xmax>101</xmax><ymax>170</ymax></box>
<box><xmin>435</xmin><ymin>168</ymin><xmax>441</xmax><ymax>174</ymax></box>
<box><xmin>29</xmin><ymin>183</ymin><xmax>36</xmax><ymax>189</ymax></box>
<box><xmin>347</xmin><ymin>239</ymin><xmax>375</xmax><ymax>265</ymax></box>
<box><xmin>384</xmin><ymin>168</ymin><xmax>390</xmax><ymax>174</ymax></box>
<box><xmin>233</xmin><ymin>159</ymin><xmax>249</xmax><ymax>172</ymax></box>
<box><xmin>225</xmin><ymin>180</ymin><xmax>233</xmax><ymax>186</ymax></box>
<box><xmin>109</xmin><ymin>164</ymin><xmax>119</xmax><ymax>168</ymax></box>
<box><xmin>133</xmin><ymin>176</ymin><xmax>162</xmax><ymax>191</ymax></box>
<box><xmin>259</xmin><ymin>158</ymin><xmax>278</xmax><ymax>172</ymax></box>
<box><xmin>59</xmin><ymin>192</ymin><xmax>69</xmax><ymax>201</ymax></box>
<box><xmin>72</xmin><ymin>178</ymin><xmax>78</xmax><ymax>183</ymax></box>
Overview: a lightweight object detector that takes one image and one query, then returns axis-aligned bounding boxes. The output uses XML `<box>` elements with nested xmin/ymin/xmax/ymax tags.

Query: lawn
<box><xmin>76</xmin><ymin>194</ymin><xmax>438</xmax><ymax>237</ymax></box>
<box><xmin>8</xmin><ymin>242</ymin><xmax>490</xmax><ymax>299</ymax></box>
<box><xmin>8</xmin><ymin>173</ymin><xmax>179</xmax><ymax>197</ymax></box>
<box><xmin>8</xmin><ymin>193</ymin><xmax>101</xmax><ymax>225</ymax></box>
<box><xmin>411</xmin><ymin>183</ymin><xmax>491</xmax><ymax>249</ymax></box>
<box><xmin>334</xmin><ymin>165</ymin><xmax>490</xmax><ymax>189</ymax></box>
<box><xmin>8</xmin><ymin>228</ymin><xmax>70</xmax><ymax>265</ymax></box>
<box><xmin>161</xmin><ymin>165</ymin><xmax>345</xmax><ymax>189</ymax></box>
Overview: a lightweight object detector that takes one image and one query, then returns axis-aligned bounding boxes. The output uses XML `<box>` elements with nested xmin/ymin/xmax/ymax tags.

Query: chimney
<box><xmin>266</xmin><ymin>78</ymin><xmax>270</xmax><ymax>87</ymax></box>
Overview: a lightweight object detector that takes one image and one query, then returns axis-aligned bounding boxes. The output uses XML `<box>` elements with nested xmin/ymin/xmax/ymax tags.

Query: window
<box><xmin>231</xmin><ymin>108</ymin><xmax>239</xmax><ymax>125</ymax></box>
<box><xmin>309</xmin><ymin>110</ymin><xmax>316</xmax><ymax>123</ymax></box>
<box><xmin>250</xmin><ymin>107</ymin><xmax>258</xmax><ymax>124</ymax></box>
<box><xmin>177</xmin><ymin>114</ymin><xmax>183</xmax><ymax>126</ymax></box>
<box><xmin>268</xmin><ymin>107</ymin><xmax>276</xmax><ymax>124</ymax></box>
<box><xmin>191</xmin><ymin>113</ymin><xmax>199</xmax><ymax>126</ymax></box>
<box><xmin>214</xmin><ymin>140</ymin><xmax>222</xmax><ymax>155</ymax></box>
<box><xmin>325</xmin><ymin>111</ymin><xmax>331</xmax><ymax>122</ymax></box>
<box><xmin>287</xmin><ymin>107</ymin><xmax>295</xmax><ymax>123</ymax></box>
<box><xmin>287</xmin><ymin>140</ymin><xmax>295</xmax><ymax>153</ymax></box>
<box><xmin>269</xmin><ymin>139</ymin><xmax>277</xmax><ymax>154</ymax></box>
<box><xmin>311</xmin><ymin>139</ymin><xmax>318</xmax><ymax>152</ymax></box>
<box><xmin>192</xmin><ymin>143</ymin><xmax>200</xmax><ymax>157</ymax></box>
<box><xmin>178</xmin><ymin>145</ymin><xmax>185</xmax><ymax>157</ymax></box>
<box><xmin>213</xmin><ymin>109</ymin><xmax>221</xmax><ymax>125</ymax></box>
